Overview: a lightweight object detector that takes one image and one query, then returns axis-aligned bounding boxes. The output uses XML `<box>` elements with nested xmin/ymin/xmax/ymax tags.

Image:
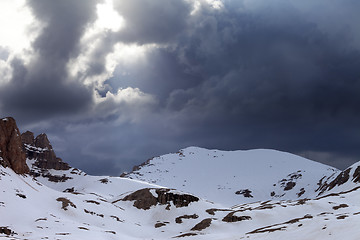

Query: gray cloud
<box><xmin>0</xmin><ymin>0</ymin><xmax>99</xmax><ymax>121</ymax></box>
<box><xmin>113</xmin><ymin>0</ymin><xmax>192</xmax><ymax>44</ymax></box>
<box><xmin>1</xmin><ymin>0</ymin><xmax>360</xmax><ymax>175</ymax></box>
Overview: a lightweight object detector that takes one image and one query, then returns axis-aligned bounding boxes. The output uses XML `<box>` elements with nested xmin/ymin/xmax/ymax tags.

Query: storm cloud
<box><xmin>0</xmin><ymin>0</ymin><xmax>98</xmax><ymax>119</ymax></box>
<box><xmin>1</xmin><ymin>0</ymin><xmax>360</xmax><ymax>175</ymax></box>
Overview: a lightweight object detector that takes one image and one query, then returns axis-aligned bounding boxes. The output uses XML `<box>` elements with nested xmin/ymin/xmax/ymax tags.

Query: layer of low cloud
<box><xmin>1</xmin><ymin>0</ymin><xmax>360</xmax><ymax>175</ymax></box>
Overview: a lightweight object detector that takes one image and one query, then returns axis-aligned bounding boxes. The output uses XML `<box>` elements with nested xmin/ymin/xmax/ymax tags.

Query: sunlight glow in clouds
<box><xmin>0</xmin><ymin>0</ymin><xmax>38</xmax><ymax>54</ymax></box>
<box><xmin>206</xmin><ymin>0</ymin><xmax>224</xmax><ymax>9</ymax></box>
<box><xmin>93</xmin><ymin>86</ymin><xmax>158</xmax><ymax>124</ymax></box>
<box><xmin>96</xmin><ymin>0</ymin><xmax>125</xmax><ymax>32</ymax></box>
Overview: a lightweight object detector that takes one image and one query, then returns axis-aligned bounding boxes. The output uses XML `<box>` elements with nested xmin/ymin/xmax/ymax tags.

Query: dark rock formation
<box><xmin>121</xmin><ymin>188</ymin><xmax>158</xmax><ymax>210</ymax></box>
<box><xmin>190</xmin><ymin>218</ymin><xmax>212</xmax><ymax>231</ymax></box>
<box><xmin>175</xmin><ymin>214</ymin><xmax>198</xmax><ymax>224</ymax></box>
<box><xmin>156</xmin><ymin>188</ymin><xmax>199</xmax><ymax>208</ymax></box>
<box><xmin>284</xmin><ymin>182</ymin><xmax>296</xmax><ymax>191</ymax></box>
<box><xmin>174</xmin><ymin>233</ymin><xmax>198</xmax><ymax>238</ymax></box>
<box><xmin>235</xmin><ymin>189</ymin><xmax>253</xmax><ymax>198</ymax></box>
<box><xmin>222</xmin><ymin>212</ymin><xmax>252</xmax><ymax>222</ymax></box>
<box><xmin>56</xmin><ymin>197</ymin><xmax>77</xmax><ymax>210</ymax></box>
<box><xmin>0</xmin><ymin>117</ymin><xmax>29</xmax><ymax>174</ymax></box>
<box><xmin>332</xmin><ymin>204</ymin><xmax>349</xmax><ymax>210</ymax></box>
<box><xmin>297</xmin><ymin>188</ymin><xmax>306</xmax><ymax>197</ymax></box>
<box><xmin>154</xmin><ymin>222</ymin><xmax>167</xmax><ymax>228</ymax></box>
<box><xmin>317</xmin><ymin>168</ymin><xmax>351</xmax><ymax>194</ymax></box>
<box><xmin>120</xmin><ymin>188</ymin><xmax>199</xmax><ymax>210</ymax></box>
<box><xmin>0</xmin><ymin>227</ymin><xmax>16</xmax><ymax>236</ymax></box>
<box><xmin>353</xmin><ymin>166</ymin><xmax>360</xmax><ymax>183</ymax></box>
<box><xmin>21</xmin><ymin>131</ymin><xmax>70</xmax><ymax>170</ymax></box>
<box><xmin>21</xmin><ymin>131</ymin><xmax>34</xmax><ymax>145</ymax></box>
<box><xmin>206</xmin><ymin>208</ymin><xmax>231</xmax><ymax>216</ymax></box>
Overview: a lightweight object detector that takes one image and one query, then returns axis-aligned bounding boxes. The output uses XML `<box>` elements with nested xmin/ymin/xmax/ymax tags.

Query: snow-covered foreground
<box><xmin>1</xmin><ymin>147</ymin><xmax>360</xmax><ymax>240</ymax></box>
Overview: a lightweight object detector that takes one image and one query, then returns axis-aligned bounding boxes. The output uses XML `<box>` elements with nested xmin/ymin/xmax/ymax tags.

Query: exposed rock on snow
<box><xmin>57</xmin><ymin>197</ymin><xmax>77</xmax><ymax>210</ymax></box>
<box><xmin>175</xmin><ymin>214</ymin><xmax>199</xmax><ymax>224</ymax></box>
<box><xmin>317</xmin><ymin>161</ymin><xmax>360</xmax><ymax>196</ymax></box>
<box><xmin>190</xmin><ymin>218</ymin><xmax>212</xmax><ymax>231</ymax></box>
<box><xmin>222</xmin><ymin>213</ymin><xmax>252</xmax><ymax>223</ymax></box>
<box><xmin>0</xmin><ymin>226</ymin><xmax>15</xmax><ymax>236</ymax></box>
<box><xmin>120</xmin><ymin>188</ymin><xmax>199</xmax><ymax>210</ymax></box>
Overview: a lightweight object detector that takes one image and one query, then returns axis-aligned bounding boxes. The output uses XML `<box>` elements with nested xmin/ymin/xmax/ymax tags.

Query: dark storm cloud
<box><xmin>2</xmin><ymin>0</ymin><xmax>360</xmax><ymax>175</ymax></box>
<box><xmin>175</xmin><ymin>3</ymin><xmax>360</xmax><ymax>164</ymax></box>
<box><xmin>0</xmin><ymin>0</ymin><xmax>100</xmax><ymax>121</ymax></box>
<box><xmin>29</xmin><ymin>0</ymin><xmax>100</xmax><ymax>60</ymax></box>
<box><xmin>104</xmin><ymin>0</ymin><xmax>360</xmax><ymax>169</ymax></box>
<box><xmin>113</xmin><ymin>0</ymin><xmax>192</xmax><ymax>44</ymax></box>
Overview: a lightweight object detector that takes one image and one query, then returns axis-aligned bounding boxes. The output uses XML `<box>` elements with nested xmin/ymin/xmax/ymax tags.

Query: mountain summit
<box><xmin>123</xmin><ymin>146</ymin><xmax>339</xmax><ymax>206</ymax></box>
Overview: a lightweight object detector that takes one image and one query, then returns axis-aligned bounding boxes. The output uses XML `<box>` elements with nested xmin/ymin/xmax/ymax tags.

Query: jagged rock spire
<box><xmin>21</xmin><ymin>131</ymin><xmax>70</xmax><ymax>171</ymax></box>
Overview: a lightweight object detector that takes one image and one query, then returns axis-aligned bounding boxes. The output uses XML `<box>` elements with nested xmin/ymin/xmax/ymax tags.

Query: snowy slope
<box><xmin>123</xmin><ymin>147</ymin><xmax>340</xmax><ymax>207</ymax></box>
<box><xmin>26</xmin><ymin>158</ymin><xmax>161</xmax><ymax>199</ymax></box>
<box><xmin>0</xmin><ymin>164</ymin><xmax>218</xmax><ymax>239</ymax></box>
<box><xmin>1</xmin><ymin>162</ymin><xmax>360</xmax><ymax>240</ymax></box>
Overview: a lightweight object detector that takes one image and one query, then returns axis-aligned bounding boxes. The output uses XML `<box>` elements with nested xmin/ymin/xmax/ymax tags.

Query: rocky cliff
<box><xmin>0</xmin><ymin>117</ymin><xmax>29</xmax><ymax>174</ymax></box>
<box><xmin>21</xmin><ymin>131</ymin><xmax>70</xmax><ymax>171</ymax></box>
<box><xmin>0</xmin><ymin>116</ymin><xmax>70</xmax><ymax>176</ymax></box>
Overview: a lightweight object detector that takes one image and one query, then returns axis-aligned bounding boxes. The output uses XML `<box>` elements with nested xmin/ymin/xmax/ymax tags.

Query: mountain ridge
<box><xmin>123</xmin><ymin>146</ymin><xmax>340</xmax><ymax>206</ymax></box>
<box><xmin>1</xmin><ymin>116</ymin><xmax>360</xmax><ymax>239</ymax></box>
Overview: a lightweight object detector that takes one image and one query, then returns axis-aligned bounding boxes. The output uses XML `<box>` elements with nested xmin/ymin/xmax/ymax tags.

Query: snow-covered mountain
<box><xmin>2</xmin><ymin>162</ymin><xmax>360</xmax><ymax>240</ymax></box>
<box><xmin>1</xmin><ymin>117</ymin><xmax>360</xmax><ymax>240</ymax></box>
<box><xmin>123</xmin><ymin>147</ymin><xmax>339</xmax><ymax>206</ymax></box>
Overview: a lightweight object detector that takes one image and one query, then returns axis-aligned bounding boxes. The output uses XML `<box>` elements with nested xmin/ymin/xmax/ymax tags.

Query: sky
<box><xmin>1</xmin><ymin>0</ymin><xmax>360</xmax><ymax>176</ymax></box>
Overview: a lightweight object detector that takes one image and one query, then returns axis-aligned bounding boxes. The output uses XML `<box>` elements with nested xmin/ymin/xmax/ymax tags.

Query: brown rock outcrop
<box><xmin>175</xmin><ymin>214</ymin><xmax>199</xmax><ymax>224</ymax></box>
<box><xmin>156</xmin><ymin>188</ymin><xmax>199</xmax><ymax>208</ymax></box>
<box><xmin>21</xmin><ymin>132</ymin><xmax>70</xmax><ymax>170</ymax></box>
<box><xmin>190</xmin><ymin>218</ymin><xmax>212</xmax><ymax>231</ymax></box>
<box><xmin>121</xmin><ymin>188</ymin><xmax>158</xmax><ymax>210</ymax></box>
<box><xmin>0</xmin><ymin>117</ymin><xmax>29</xmax><ymax>174</ymax></box>
<box><xmin>120</xmin><ymin>188</ymin><xmax>200</xmax><ymax>210</ymax></box>
<box><xmin>21</xmin><ymin>131</ymin><xmax>35</xmax><ymax>146</ymax></box>
<box><xmin>222</xmin><ymin>212</ymin><xmax>252</xmax><ymax>222</ymax></box>
<box><xmin>317</xmin><ymin>168</ymin><xmax>351</xmax><ymax>194</ymax></box>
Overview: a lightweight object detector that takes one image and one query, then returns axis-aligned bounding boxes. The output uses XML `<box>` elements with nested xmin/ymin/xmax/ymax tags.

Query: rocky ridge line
<box><xmin>21</xmin><ymin>131</ymin><xmax>70</xmax><ymax>171</ymax></box>
<box><xmin>0</xmin><ymin>116</ymin><xmax>70</xmax><ymax>176</ymax></box>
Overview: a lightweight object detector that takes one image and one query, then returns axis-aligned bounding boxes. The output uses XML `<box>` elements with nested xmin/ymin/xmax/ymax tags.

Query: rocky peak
<box><xmin>21</xmin><ymin>131</ymin><xmax>70</xmax><ymax>171</ymax></box>
<box><xmin>0</xmin><ymin>117</ymin><xmax>29</xmax><ymax>174</ymax></box>
<box><xmin>21</xmin><ymin>131</ymin><xmax>35</xmax><ymax>146</ymax></box>
<box><xmin>34</xmin><ymin>133</ymin><xmax>52</xmax><ymax>149</ymax></box>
